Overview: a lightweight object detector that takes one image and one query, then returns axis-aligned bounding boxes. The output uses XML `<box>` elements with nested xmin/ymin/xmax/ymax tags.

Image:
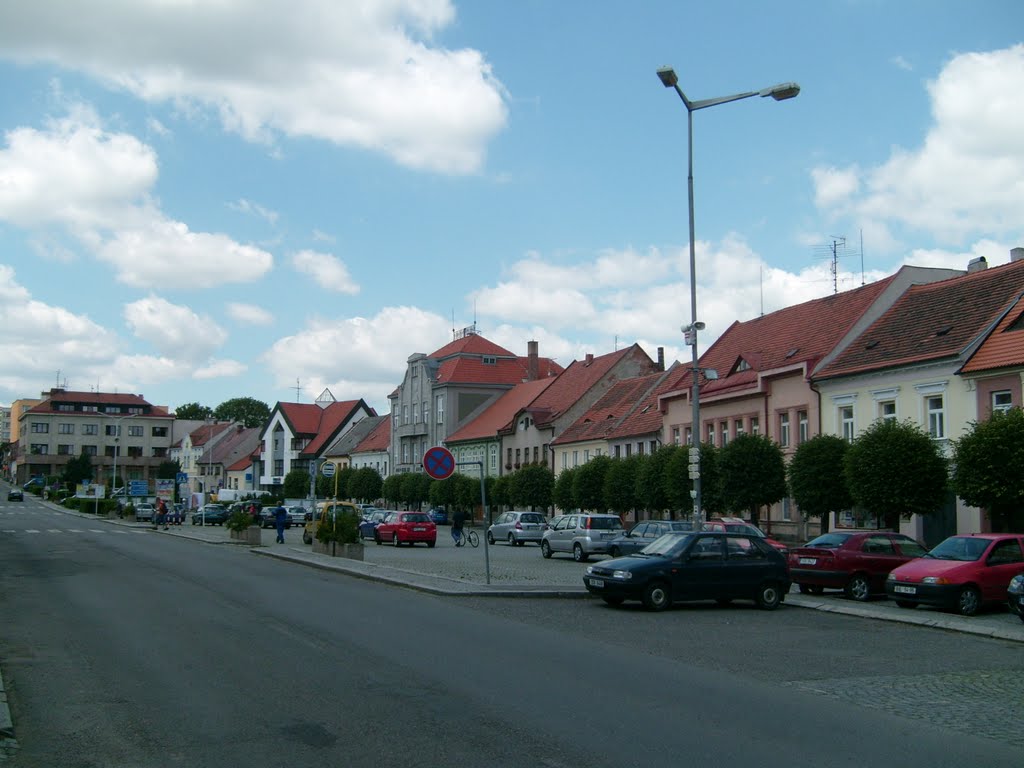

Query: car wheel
<box><xmin>541</xmin><ymin>540</ymin><xmax>553</xmax><ymax>559</ymax></box>
<box><xmin>302</xmin><ymin>531</ymin><xmax>311</xmax><ymax>545</ymax></box>
<box><xmin>845</xmin><ymin>574</ymin><xmax>871</xmax><ymax>602</ymax></box>
<box><xmin>487</xmin><ymin>531</ymin><xmax>495</xmax><ymax>545</ymax></box>
<box><xmin>894</xmin><ymin>600</ymin><xmax>916</xmax><ymax>609</ymax></box>
<box><xmin>508</xmin><ymin>533</ymin><xmax>516</xmax><ymax>546</ymax></box>
<box><xmin>610</xmin><ymin>546</ymin><xmax>621</xmax><ymax>558</ymax></box>
<box><xmin>642</xmin><ymin>581</ymin><xmax>671</xmax><ymax>612</ymax></box>
<box><xmin>393</xmin><ymin>533</ymin><xmax>400</xmax><ymax>547</ymax></box>
<box><xmin>955</xmin><ymin>586</ymin><xmax>981</xmax><ymax>616</ymax></box>
<box><xmin>1018</xmin><ymin>611</ymin><xmax>1024</xmax><ymax>625</ymax></box>
<box><xmin>374</xmin><ymin>533</ymin><xmax>382</xmax><ymax>545</ymax></box>
<box><xmin>602</xmin><ymin>596</ymin><xmax>624</xmax><ymax>607</ymax></box>
<box><xmin>755</xmin><ymin>582</ymin><xmax>782</xmax><ymax>610</ymax></box>
<box><xmin>573</xmin><ymin>543</ymin><xmax>588</xmax><ymax>563</ymax></box>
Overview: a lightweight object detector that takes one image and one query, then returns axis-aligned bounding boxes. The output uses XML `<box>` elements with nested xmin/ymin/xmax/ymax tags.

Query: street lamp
<box><xmin>657</xmin><ymin>66</ymin><xmax>799</xmax><ymax>529</ymax></box>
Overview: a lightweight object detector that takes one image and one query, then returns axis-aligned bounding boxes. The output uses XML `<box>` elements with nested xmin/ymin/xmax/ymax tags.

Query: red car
<box><xmin>885</xmin><ymin>533</ymin><xmax>1024</xmax><ymax>616</ymax></box>
<box><xmin>374</xmin><ymin>511</ymin><xmax>437</xmax><ymax>548</ymax></box>
<box><xmin>706</xmin><ymin>517</ymin><xmax>788</xmax><ymax>554</ymax></box>
<box><xmin>788</xmin><ymin>531</ymin><xmax>928</xmax><ymax>601</ymax></box>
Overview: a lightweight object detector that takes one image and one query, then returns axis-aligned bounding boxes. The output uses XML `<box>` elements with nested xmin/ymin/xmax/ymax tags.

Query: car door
<box><xmin>721</xmin><ymin>536</ymin><xmax>777</xmax><ymax>598</ymax></box>
<box><xmin>621</xmin><ymin>522</ymin><xmax>647</xmax><ymax>553</ymax></box>
<box><xmin>552</xmin><ymin>515</ymin><xmax>577</xmax><ymax>552</ymax></box>
<box><xmin>859</xmin><ymin>534</ymin><xmax>905</xmax><ymax>591</ymax></box>
<box><xmin>674</xmin><ymin>535</ymin><xmax>727</xmax><ymax>600</ymax></box>
<box><xmin>978</xmin><ymin>538</ymin><xmax>1024</xmax><ymax>601</ymax></box>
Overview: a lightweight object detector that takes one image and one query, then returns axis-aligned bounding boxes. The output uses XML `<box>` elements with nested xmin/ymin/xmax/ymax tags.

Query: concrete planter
<box><xmin>229</xmin><ymin>526</ymin><xmax>262</xmax><ymax>545</ymax></box>
<box><xmin>312</xmin><ymin>539</ymin><xmax>365</xmax><ymax>560</ymax></box>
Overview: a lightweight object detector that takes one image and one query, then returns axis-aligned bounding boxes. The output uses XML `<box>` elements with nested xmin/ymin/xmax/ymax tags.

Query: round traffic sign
<box><xmin>423</xmin><ymin>446</ymin><xmax>455</xmax><ymax>480</ymax></box>
<box><xmin>321</xmin><ymin>462</ymin><xmax>336</xmax><ymax>478</ymax></box>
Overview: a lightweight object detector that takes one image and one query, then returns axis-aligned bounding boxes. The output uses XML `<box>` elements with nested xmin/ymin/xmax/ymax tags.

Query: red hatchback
<box><xmin>788</xmin><ymin>531</ymin><xmax>928</xmax><ymax>601</ymax></box>
<box><xmin>374</xmin><ymin>511</ymin><xmax>437</xmax><ymax>548</ymax></box>
<box><xmin>885</xmin><ymin>533</ymin><xmax>1024</xmax><ymax>616</ymax></box>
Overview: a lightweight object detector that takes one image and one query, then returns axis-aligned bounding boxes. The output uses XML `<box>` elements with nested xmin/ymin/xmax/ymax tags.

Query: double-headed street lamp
<box><xmin>657</xmin><ymin>66</ymin><xmax>799</xmax><ymax>529</ymax></box>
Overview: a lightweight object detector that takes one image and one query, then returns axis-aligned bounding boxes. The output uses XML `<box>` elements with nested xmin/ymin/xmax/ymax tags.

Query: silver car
<box><xmin>541</xmin><ymin>513</ymin><xmax>625</xmax><ymax>562</ymax></box>
<box><xmin>487</xmin><ymin>511</ymin><xmax>549</xmax><ymax>546</ymax></box>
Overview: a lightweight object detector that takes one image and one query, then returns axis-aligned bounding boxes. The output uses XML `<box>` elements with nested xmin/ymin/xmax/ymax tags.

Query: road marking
<box><xmin>25</xmin><ymin>529</ymin><xmax>40</xmax><ymax>533</ymax></box>
<box><xmin>47</xmin><ymin>529</ymin><xmax>63</xmax><ymax>533</ymax></box>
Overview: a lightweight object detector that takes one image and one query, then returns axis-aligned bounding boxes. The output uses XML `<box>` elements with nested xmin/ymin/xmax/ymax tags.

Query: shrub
<box><xmin>315</xmin><ymin>509</ymin><xmax>360</xmax><ymax>545</ymax></box>
<box><xmin>226</xmin><ymin>509</ymin><xmax>255</xmax><ymax>532</ymax></box>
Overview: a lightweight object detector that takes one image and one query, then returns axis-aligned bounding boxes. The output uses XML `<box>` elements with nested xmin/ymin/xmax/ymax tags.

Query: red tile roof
<box><xmin>608</xmin><ymin>363</ymin><xmax>689</xmax><ymax>440</ymax></box>
<box><xmin>276</xmin><ymin>400</ymin><xmax>376</xmax><ymax>456</ymax></box>
<box><xmin>552</xmin><ymin>371</ymin><xmax>668</xmax><ymax>446</ymax></box>
<box><xmin>960</xmin><ymin>292</ymin><xmax>1024</xmax><ymax>374</ymax></box>
<box><xmin>430</xmin><ymin>333</ymin><xmax>517</xmax><ymax>360</ymax></box>
<box><xmin>27</xmin><ymin>389</ymin><xmax>171</xmax><ymax>417</ymax></box>
<box><xmin>353</xmin><ymin>415</ymin><xmax>391</xmax><ymax>453</ymax></box>
<box><xmin>446</xmin><ymin>378</ymin><xmax>556</xmax><ymax>443</ymax></box>
<box><xmin>816</xmin><ymin>260</ymin><xmax>1024</xmax><ymax>380</ymax></box>
<box><xmin>691</xmin><ymin>274</ymin><xmax>899</xmax><ymax>397</ymax></box>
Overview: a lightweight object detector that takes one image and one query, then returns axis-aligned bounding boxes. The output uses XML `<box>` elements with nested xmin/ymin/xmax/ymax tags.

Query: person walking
<box><xmin>274</xmin><ymin>503</ymin><xmax>288</xmax><ymax>544</ymax></box>
<box><xmin>451</xmin><ymin>508</ymin><xmax>467</xmax><ymax>547</ymax></box>
<box><xmin>155</xmin><ymin>498</ymin><xmax>169</xmax><ymax>530</ymax></box>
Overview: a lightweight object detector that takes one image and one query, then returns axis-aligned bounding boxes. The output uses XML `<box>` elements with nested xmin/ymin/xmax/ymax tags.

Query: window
<box><xmin>782</xmin><ymin>496</ymin><xmax>792</xmax><ymax>522</ymax></box>
<box><xmin>533</xmin><ymin>446</ymin><xmax>539</xmax><ymax>463</ymax></box>
<box><xmin>584</xmin><ymin>449</ymin><xmax>590</xmax><ymax>462</ymax></box>
<box><xmin>128</xmin><ymin>426</ymin><xmax>143</xmax><ymax>437</ymax></box>
<box><xmin>273</xmin><ymin>460</ymin><xmax>284</xmax><ymax>476</ymax></box>
<box><xmin>403</xmin><ymin>405</ymin><xmax>409</xmax><ymax>424</ymax></box>
<box><xmin>926</xmin><ymin>395</ymin><xmax>945</xmax><ymax>439</ymax></box>
<box><xmin>59</xmin><ymin>423</ymin><xmax>75</xmax><ymax>434</ymax></box>
<box><xmin>151</xmin><ymin>426</ymin><xmax>168</xmax><ymax>437</ymax></box>
<box><xmin>706</xmin><ymin>423</ymin><xmax>715</xmax><ymax>445</ymax></box>
<box><xmin>57</xmin><ymin>404</ymin><xmax>74</xmax><ymax>412</ymax></box>
<box><xmin>30</xmin><ymin>422</ymin><xmax>49</xmax><ymax>433</ymax></box>
<box><xmin>402</xmin><ymin>443</ymin><xmax>409</xmax><ymax>462</ymax></box>
<box><xmin>105</xmin><ymin>424</ymin><xmax>120</xmax><ymax>436</ymax></box>
<box><xmin>750</xmin><ymin>417</ymin><xmax>759</xmax><ymax>435</ymax></box>
<box><xmin>83</xmin><ymin>445</ymin><xmax>97</xmax><ymax>456</ymax></box>
<box><xmin>613</xmin><ymin>444</ymin><xmax>621</xmax><ymax>458</ymax></box>
<box><xmin>625</xmin><ymin>444</ymin><xmax>632</xmax><ymax>457</ymax></box>
<box><xmin>672</xmin><ymin>427</ymin><xmax>680</xmax><ymax>445</ymax></box>
<box><xmin>778</xmin><ymin>413</ymin><xmax>790</xmax><ymax>448</ymax></box>
<box><xmin>31</xmin><ymin>444</ymin><xmax>49</xmax><ymax>454</ymax></box>
<box><xmin>636</xmin><ymin>442</ymin><xmax>644</xmax><ymax>455</ymax></box>
<box><xmin>127</xmin><ymin>446</ymin><xmax>143</xmax><ymax>458</ymax></box>
<box><xmin>879</xmin><ymin>400</ymin><xmax>897</xmax><ymax>422</ymax></box>
<box><xmin>572</xmin><ymin>450</ymin><xmax>579</xmax><ymax>467</ymax></box>
<box><xmin>992</xmin><ymin>391</ymin><xmax>1012</xmax><ymax>414</ymax></box>
<box><xmin>483</xmin><ymin>355</ymin><xmax>496</xmax><ymax>365</ymax></box>
<box><xmin>58</xmin><ymin>444</ymin><xmax>74</xmax><ymax>455</ymax></box>
<box><xmin>649</xmin><ymin>440</ymin><xmax>658</xmax><ymax>453</ymax></box>
<box><xmin>840</xmin><ymin>406</ymin><xmax>855</xmax><ymax>442</ymax></box>
<box><xmin>422</xmin><ymin>401</ymin><xmax>428</xmax><ymax>423</ymax></box>
<box><xmin>735</xmin><ymin>420</ymin><xmax>745</xmax><ymax>438</ymax></box>
<box><xmin>490</xmin><ymin>444</ymin><xmax>497</xmax><ymax>471</ymax></box>
<box><xmin>82</xmin><ymin>405</ymin><xmax>97</xmax><ymax>412</ymax></box>
<box><xmin>435</xmin><ymin>394</ymin><xmax>444</xmax><ymax>424</ymax></box>
<box><xmin>684</xmin><ymin>426</ymin><xmax>692</xmax><ymax>446</ymax></box>
<box><xmin>561</xmin><ymin>452</ymin><xmax>568</xmax><ymax>469</ymax></box>
<box><xmin>105</xmin><ymin>407</ymin><xmax>122</xmax><ymax>414</ymax></box>
<box><xmin>720</xmin><ymin>422</ymin><xmax>729</xmax><ymax>446</ymax></box>
<box><xmin>797</xmin><ymin>411</ymin><xmax>808</xmax><ymax>444</ymax></box>
<box><xmin>507</xmin><ymin>447</ymin><xmax>513</xmax><ymax>468</ymax></box>
<box><xmin>82</xmin><ymin>424</ymin><xmax>98</xmax><ymax>436</ymax></box>
<box><xmin>393</xmin><ymin>406</ymin><xmax>399</xmax><ymax>427</ymax></box>
<box><xmin>515</xmin><ymin>448</ymin><xmax>521</xmax><ymax>467</ymax></box>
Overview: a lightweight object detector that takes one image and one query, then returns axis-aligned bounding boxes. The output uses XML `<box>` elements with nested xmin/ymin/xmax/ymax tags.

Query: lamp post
<box><xmin>657</xmin><ymin>66</ymin><xmax>799</xmax><ymax>529</ymax></box>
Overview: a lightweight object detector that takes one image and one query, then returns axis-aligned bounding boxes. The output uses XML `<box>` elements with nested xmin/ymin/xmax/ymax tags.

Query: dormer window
<box><xmin>483</xmin><ymin>355</ymin><xmax>496</xmax><ymax>365</ymax></box>
<box><xmin>734</xmin><ymin>358</ymin><xmax>751</xmax><ymax>372</ymax></box>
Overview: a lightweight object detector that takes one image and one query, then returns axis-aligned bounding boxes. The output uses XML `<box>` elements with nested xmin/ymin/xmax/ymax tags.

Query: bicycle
<box><xmin>455</xmin><ymin>527</ymin><xmax>479</xmax><ymax>548</ymax></box>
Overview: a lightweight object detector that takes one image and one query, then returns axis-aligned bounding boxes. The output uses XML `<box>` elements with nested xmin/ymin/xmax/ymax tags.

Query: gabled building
<box><xmin>445</xmin><ymin>377</ymin><xmax>557</xmax><ymax>478</ymax></box>
<box><xmin>388</xmin><ymin>327</ymin><xmax>562</xmax><ymax>475</ymax></box>
<box><xmin>172</xmin><ymin>420</ymin><xmax>242</xmax><ymax>495</ymax></box>
<box><xmin>502</xmin><ymin>343</ymin><xmax>662</xmax><ymax>475</ymax></box>
<box><xmin>257</xmin><ymin>389</ymin><xmax>376</xmax><ymax>492</ymax></box>
<box><xmin>323</xmin><ymin>414</ymin><xmax>389</xmax><ymax>471</ymax></box>
<box><xmin>659</xmin><ymin>264</ymin><xmax>963</xmax><ymax>540</ymax></box>
<box><xmin>813</xmin><ymin>252</ymin><xmax>1024</xmax><ymax>543</ymax></box>
<box><xmin>349</xmin><ymin>416</ymin><xmax>392</xmax><ymax>479</ymax></box>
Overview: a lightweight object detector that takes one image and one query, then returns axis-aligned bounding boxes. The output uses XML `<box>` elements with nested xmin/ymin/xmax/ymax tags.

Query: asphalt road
<box><xmin>1</xmin><ymin>497</ymin><xmax>1021</xmax><ymax>767</ymax></box>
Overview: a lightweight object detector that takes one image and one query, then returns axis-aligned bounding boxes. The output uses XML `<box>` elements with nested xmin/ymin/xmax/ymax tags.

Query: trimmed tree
<box><xmin>509</xmin><ymin>464</ymin><xmax>555</xmax><ymax>511</ymax></box>
<box><xmin>844</xmin><ymin>419</ymin><xmax>948</xmax><ymax>530</ymax></box>
<box><xmin>381</xmin><ymin>474</ymin><xmax>402</xmax><ymax>507</ymax></box>
<box><xmin>283</xmin><ymin>469</ymin><xmax>310</xmax><ymax>499</ymax></box>
<box><xmin>553</xmin><ymin>466</ymin><xmax>578</xmax><ymax>512</ymax></box>
<box><xmin>787</xmin><ymin>434</ymin><xmax>853</xmax><ymax>534</ymax></box>
<box><xmin>719</xmin><ymin>434</ymin><xmax>787</xmax><ymax>527</ymax></box>
<box><xmin>349</xmin><ymin>467</ymin><xmax>383</xmax><ymax>503</ymax></box>
<box><xmin>636</xmin><ymin>445</ymin><xmax>679</xmax><ymax>518</ymax></box>
<box><xmin>604</xmin><ymin>455</ymin><xmax>641</xmax><ymax>518</ymax></box>
<box><xmin>952</xmin><ymin>408</ymin><xmax>1024</xmax><ymax>532</ymax></box>
<box><xmin>572</xmin><ymin>455</ymin><xmax>613</xmax><ymax>513</ymax></box>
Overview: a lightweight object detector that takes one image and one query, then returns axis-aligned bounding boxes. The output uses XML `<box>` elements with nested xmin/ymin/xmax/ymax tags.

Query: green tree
<box><xmin>214</xmin><ymin>397</ymin><xmax>271</xmax><ymax>429</ymax></box>
<box><xmin>63</xmin><ymin>450</ymin><xmax>95</xmax><ymax>488</ymax></box>
<box><xmin>787</xmin><ymin>434</ymin><xmax>852</xmax><ymax>534</ymax></box>
<box><xmin>349</xmin><ymin>467</ymin><xmax>383</xmax><ymax>503</ymax></box>
<box><xmin>509</xmin><ymin>464</ymin><xmax>554</xmax><ymax>510</ymax></box>
<box><xmin>604</xmin><ymin>455</ymin><xmax>641</xmax><ymax>517</ymax></box>
<box><xmin>454</xmin><ymin>474</ymin><xmax>480</xmax><ymax>518</ymax></box>
<box><xmin>399</xmin><ymin>472</ymin><xmax>431</xmax><ymax>509</ymax></box>
<box><xmin>719</xmin><ymin>434</ymin><xmax>786</xmax><ymax>526</ymax></box>
<box><xmin>174</xmin><ymin>402</ymin><xmax>213</xmax><ymax>420</ymax></box>
<box><xmin>844</xmin><ymin>419</ymin><xmax>948</xmax><ymax>530</ymax></box>
<box><xmin>429</xmin><ymin>475</ymin><xmax>460</xmax><ymax>510</ymax></box>
<box><xmin>952</xmin><ymin>408</ymin><xmax>1024</xmax><ymax>532</ymax></box>
<box><xmin>637</xmin><ymin>446</ymin><xmax>679</xmax><ymax>516</ymax></box>
<box><xmin>698</xmin><ymin>442</ymin><xmax>726</xmax><ymax>517</ymax></box>
<box><xmin>283</xmin><ymin>469</ymin><xmax>310</xmax><ymax>499</ymax></box>
<box><xmin>572</xmin><ymin>455</ymin><xmax>612</xmax><ymax>513</ymax></box>
<box><xmin>491</xmin><ymin>473</ymin><xmax>511</xmax><ymax>509</ymax></box>
<box><xmin>553</xmin><ymin>466</ymin><xmax>578</xmax><ymax>512</ymax></box>
<box><xmin>382</xmin><ymin>474</ymin><xmax>402</xmax><ymax>506</ymax></box>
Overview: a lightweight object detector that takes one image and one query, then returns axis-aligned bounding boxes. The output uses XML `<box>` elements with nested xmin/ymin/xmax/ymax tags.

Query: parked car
<box><xmin>1008</xmin><ymin>574</ymin><xmax>1024</xmax><ymax>623</ymax></box>
<box><xmin>584</xmin><ymin>531</ymin><xmax>791</xmax><ymax>611</ymax></box>
<box><xmin>191</xmin><ymin>504</ymin><xmax>229</xmax><ymax>526</ymax></box>
<box><xmin>706</xmin><ymin>517</ymin><xmax>788</xmax><ymax>554</ymax></box>
<box><xmin>428</xmin><ymin>507</ymin><xmax>449</xmax><ymax>525</ymax></box>
<box><xmin>358</xmin><ymin>510</ymin><xmax>388</xmax><ymax>540</ymax></box>
<box><xmin>607</xmin><ymin>520</ymin><xmax>695</xmax><ymax>557</ymax></box>
<box><xmin>788</xmin><ymin>531</ymin><xmax>928</xmax><ymax>601</ymax></box>
<box><xmin>304</xmin><ymin>501</ymin><xmax>362</xmax><ymax>545</ymax></box>
<box><xmin>7</xmin><ymin>487</ymin><xmax>24</xmax><ymax>501</ymax></box>
<box><xmin>287</xmin><ymin>506</ymin><xmax>308</xmax><ymax>527</ymax></box>
<box><xmin>487</xmin><ymin>511</ymin><xmax>549</xmax><ymax>546</ymax></box>
<box><xmin>374</xmin><ymin>511</ymin><xmax>437</xmax><ymax>547</ymax></box>
<box><xmin>258</xmin><ymin>506</ymin><xmax>292</xmax><ymax>529</ymax></box>
<box><xmin>885</xmin><ymin>533</ymin><xmax>1024</xmax><ymax>616</ymax></box>
<box><xmin>541</xmin><ymin>513</ymin><xmax>625</xmax><ymax>562</ymax></box>
<box><xmin>135</xmin><ymin>502</ymin><xmax>156</xmax><ymax>522</ymax></box>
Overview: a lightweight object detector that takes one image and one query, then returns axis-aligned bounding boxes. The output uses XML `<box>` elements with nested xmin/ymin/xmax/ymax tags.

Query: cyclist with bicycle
<box><xmin>451</xmin><ymin>508</ymin><xmax>467</xmax><ymax>546</ymax></box>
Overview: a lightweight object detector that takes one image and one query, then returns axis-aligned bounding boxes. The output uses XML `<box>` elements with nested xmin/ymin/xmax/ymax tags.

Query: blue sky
<box><xmin>1</xmin><ymin>1</ymin><xmax>1022</xmax><ymax>416</ymax></box>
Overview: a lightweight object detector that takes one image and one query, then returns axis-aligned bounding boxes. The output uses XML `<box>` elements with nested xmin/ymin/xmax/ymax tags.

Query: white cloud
<box><xmin>229</xmin><ymin>198</ymin><xmax>279</xmax><ymax>225</ymax></box>
<box><xmin>194</xmin><ymin>359</ymin><xmax>248</xmax><ymax>379</ymax></box>
<box><xmin>291</xmin><ymin>250</ymin><xmax>359</xmax><ymax>294</ymax></box>
<box><xmin>227</xmin><ymin>302</ymin><xmax>274</xmax><ymax>326</ymax></box>
<box><xmin>0</xmin><ymin>0</ymin><xmax>507</xmax><ymax>174</ymax></box>
<box><xmin>812</xmin><ymin>44</ymin><xmax>1024</xmax><ymax>252</ymax></box>
<box><xmin>124</xmin><ymin>295</ymin><xmax>227</xmax><ymax>361</ymax></box>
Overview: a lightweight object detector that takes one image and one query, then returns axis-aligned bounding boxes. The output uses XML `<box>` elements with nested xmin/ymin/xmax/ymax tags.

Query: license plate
<box><xmin>601</xmin><ymin>533</ymin><xmax>614</xmax><ymax>539</ymax></box>
<box><xmin>799</xmin><ymin>557</ymin><xmax>816</xmax><ymax>565</ymax></box>
<box><xmin>413</xmin><ymin>527</ymin><xmax>425</xmax><ymax>532</ymax></box>
<box><xmin>587</xmin><ymin>578</ymin><xmax>604</xmax><ymax>588</ymax></box>
<box><xmin>893</xmin><ymin>585</ymin><xmax>916</xmax><ymax>594</ymax></box>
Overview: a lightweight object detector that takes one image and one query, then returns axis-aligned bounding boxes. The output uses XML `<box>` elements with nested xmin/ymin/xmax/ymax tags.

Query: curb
<box><xmin>0</xmin><ymin>666</ymin><xmax>19</xmax><ymax>760</ymax></box>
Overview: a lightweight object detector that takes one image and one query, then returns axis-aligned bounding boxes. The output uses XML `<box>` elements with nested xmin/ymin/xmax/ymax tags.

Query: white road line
<box><xmin>47</xmin><ymin>529</ymin><xmax>62</xmax><ymax>533</ymax></box>
<box><xmin>68</xmin><ymin>529</ymin><xmax>84</xmax><ymax>533</ymax></box>
<box><xmin>25</xmin><ymin>529</ymin><xmax>40</xmax><ymax>533</ymax></box>
<box><xmin>2</xmin><ymin>530</ymin><xmax>15</xmax><ymax>533</ymax></box>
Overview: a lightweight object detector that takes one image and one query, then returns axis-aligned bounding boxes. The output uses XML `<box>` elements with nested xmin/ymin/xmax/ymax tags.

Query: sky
<box><xmin>1</xmin><ymin>1</ymin><xmax>1022</xmax><ymax>417</ymax></box>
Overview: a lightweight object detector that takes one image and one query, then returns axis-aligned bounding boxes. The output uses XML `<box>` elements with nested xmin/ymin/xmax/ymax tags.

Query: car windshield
<box><xmin>520</xmin><ymin>514</ymin><xmax>545</xmax><ymax>523</ymax></box>
<box><xmin>640</xmin><ymin>533</ymin><xmax>692</xmax><ymax>557</ymax></box>
<box><xmin>925</xmin><ymin>536</ymin><xmax>989</xmax><ymax>561</ymax></box>
<box><xmin>587</xmin><ymin>516</ymin><xmax>622</xmax><ymax>530</ymax></box>
<box><xmin>403</xmin><ymin>513</ymin><xmax>430</xmax><ymax>523</ymax></box>
<box><xmin>803</xmin><ymin>533</ymin><xmax>853</xmax><ymax>549</ymax></box>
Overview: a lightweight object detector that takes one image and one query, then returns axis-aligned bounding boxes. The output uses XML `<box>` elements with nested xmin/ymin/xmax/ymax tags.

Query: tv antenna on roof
<box><xmin>811</xmin><ymin>236</ymin><xmax>863</xmax><ymax>293</ymax></box>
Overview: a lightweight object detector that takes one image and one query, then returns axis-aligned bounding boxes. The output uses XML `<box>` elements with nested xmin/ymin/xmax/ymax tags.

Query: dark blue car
<box><xmin>359</xmin><ymin>510</ymin><xmax>388</xmax><ymax>540</ymax></box>
<box><xmin>428</xmin><ymin>508</ymin><xmax>448</xmax><ymax>525</ymax></box>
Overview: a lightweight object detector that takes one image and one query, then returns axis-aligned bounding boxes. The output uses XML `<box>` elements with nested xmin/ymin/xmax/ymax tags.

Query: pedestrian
<box><xmin>155</xmin><ymin>498</ymin><xmax>169</xmax><ymax>530</ymax></box>
<box><xmin>451</xmin><ymin>507</ymin><xmax>467</xmax><ymax>547</ymax></box>
<box><xmin>274</xmin><ymin>503</ymin><xmax>288</xmax><ymax>544</ymax></box>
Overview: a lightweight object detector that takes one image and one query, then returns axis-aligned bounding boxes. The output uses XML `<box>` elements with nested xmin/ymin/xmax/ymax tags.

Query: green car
<box><xmin>191</xmin><ymin>504</ymin><xmax>229</xmax><ymax>525</ymax></box>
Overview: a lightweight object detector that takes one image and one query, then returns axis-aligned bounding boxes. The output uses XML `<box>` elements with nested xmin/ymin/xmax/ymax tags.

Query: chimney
<box><xmin>527</xmin><ymin>340</ymin><xmax>539</xmax><ymax>381</ymax></box>
<box><xmin>657</xmin><ymin>346</ymin><xmax>665</xmax><ymax>371</ymax></box>
<box><xmin>585</xmin><ymin>353</ymin><xmax>594</xmax><ymax>366</ymax></box>
<box><xmin>967</xmin><ymin>256</ymin><xmax>988</xmax><ymax>273</ymax></box>
<box><xmin>1011</xmin><ymin>247</ymin><xmax>1024</xmax><ymax>263</ymax></box>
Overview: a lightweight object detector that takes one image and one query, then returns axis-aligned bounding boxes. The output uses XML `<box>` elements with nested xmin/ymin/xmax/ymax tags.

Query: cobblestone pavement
<box><xmin>784</xmin><ymin>670</ymin><xmax>1024</xmax><ymax>747</ymax></box>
